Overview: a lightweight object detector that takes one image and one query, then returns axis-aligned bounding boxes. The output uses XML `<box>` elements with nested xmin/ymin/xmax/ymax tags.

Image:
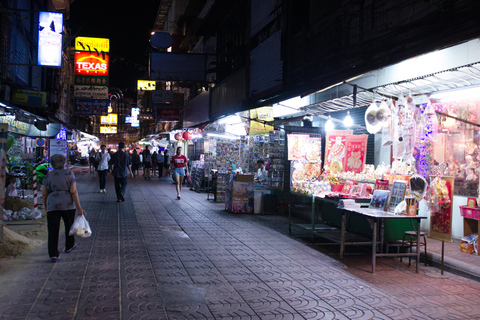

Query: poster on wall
<box><xmin>343</xmin><ymin>134</ymin><xmax>368</xmax><ymax>173</ymax></box>
<box><xmin>324</xmin><ymin>130</ymin><xmax>353</xmax><ymax>169</ymax></box>
<box><xmin>287</xmin><ymin>134</ymin><xmax>309</xmax><ymax>160</ymax></box>
<box><xmin>429</xmin><ymin>176</ymin><xmax>454</xmax><ymax>242</ymax></box>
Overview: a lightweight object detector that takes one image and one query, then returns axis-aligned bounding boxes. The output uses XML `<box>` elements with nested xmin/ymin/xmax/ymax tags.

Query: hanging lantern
<box><xmin>174</xmin><ymin>132</ymin><xmax>183</xmax><ymax>141</ymax></box>
<box><xmin>183</xmin><ymin>130</ymin><xmax>193</xmax><ymax>140</ymax></box>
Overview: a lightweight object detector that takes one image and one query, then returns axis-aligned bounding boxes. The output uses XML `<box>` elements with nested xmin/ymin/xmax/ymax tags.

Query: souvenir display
<box><xmin>344</xmin><ymin>135</ymin><xmax>368</xmax><ymax>173</ymax></box>
<box><xmin>389</xmin><ymin>181</ymin><xmax>407</xmax><ymax>212</ymax></box>
<box><xmin>325</xmin><ymin>130</ymin><xmax>352</xmax><ymax>168</ymax></box>
<box><xmin>369</xmin><ymin>190</ymin><xmax>390</xmax><ymax>211</ymax></box>
<box><xmin>425</xmin><ymin>176</ymin><xmax>451</xmax><ymax>212</ymax></box>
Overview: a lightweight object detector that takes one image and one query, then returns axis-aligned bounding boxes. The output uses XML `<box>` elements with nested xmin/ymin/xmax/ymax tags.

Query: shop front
<box><xmin>281</xmin><ymin>37</ymin><xmax>480</xmax><ymax>254</ymax></box>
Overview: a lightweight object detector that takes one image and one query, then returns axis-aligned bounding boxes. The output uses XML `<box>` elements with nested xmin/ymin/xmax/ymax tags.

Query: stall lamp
<box><xmin>325</xmin><ymin>115</ymin><xmax>335</xmax><ymax>131</ymax></box>
<box><xmin>343</xmin><ymin>111</ymin><xmax>353</xmax><ymax>127</ymax></box>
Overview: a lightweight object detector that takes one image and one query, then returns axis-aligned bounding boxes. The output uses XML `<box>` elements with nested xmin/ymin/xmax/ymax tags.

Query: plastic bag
<box><xmin>69</xmin><ymin>214</ymin><xmax>92</xmax><ymax>237</ymax></box>
<box><xmin>6</xmin><ymin>184</ymin><xmax>17</xmax><ymax>197</ymax></box>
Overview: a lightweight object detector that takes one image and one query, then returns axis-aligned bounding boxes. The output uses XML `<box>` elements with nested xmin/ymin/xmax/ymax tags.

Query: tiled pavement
<box><xmin>1</xmin><ymin>169</ymin><xmax>480</xmax><ymax>319</ymax></box>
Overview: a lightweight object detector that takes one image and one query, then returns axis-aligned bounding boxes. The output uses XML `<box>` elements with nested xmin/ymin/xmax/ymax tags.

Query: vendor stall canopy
<box><xmin>299</xmin><ymin>38</ymin><xmax>480</xmax><ymax>116</ymax></box>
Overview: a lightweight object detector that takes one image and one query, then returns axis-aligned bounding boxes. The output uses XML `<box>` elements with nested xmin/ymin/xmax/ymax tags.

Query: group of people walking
<box><xmin>130</xmin><ymin>146</ymin><xmax>170</xmax><ymax>180</ymax></box>
<box><xmin>42</xmin><ymin>142</ymin><xmax>189</xmax><ymax>263</ymax></box>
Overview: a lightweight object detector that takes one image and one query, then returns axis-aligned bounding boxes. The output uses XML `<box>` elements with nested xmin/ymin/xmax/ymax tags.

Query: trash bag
<box><xmin>69</xmin><ymin>214</ymin><xmax>92</xmax><ymax>238</ymax></box>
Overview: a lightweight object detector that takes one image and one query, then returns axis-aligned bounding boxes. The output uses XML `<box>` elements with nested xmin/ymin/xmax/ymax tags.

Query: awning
<box><xmin>26</xmin><ymin>123</ymin><xmax>62</xmax><ymax>137</ymax></box>
<box><xmin>301</xmin><ymin>37</ymin><xmax>480</xmax><ymax>114</ymax></box>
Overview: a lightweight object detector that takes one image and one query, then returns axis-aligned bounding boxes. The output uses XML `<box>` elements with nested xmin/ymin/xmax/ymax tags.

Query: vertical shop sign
<box><xmin>429</xmin><ymin>176</ymin><xmax>454</xmax><ymax>242</ymax></box>
<box><xmin>344</xmin><ymin>135</ymin><xmax>368</xmax><ymax>173</ymax></box>
<box><xmin>37</xmin><ymin>11</ymin><xmax>63</xmax><ymax>67</ymax></box>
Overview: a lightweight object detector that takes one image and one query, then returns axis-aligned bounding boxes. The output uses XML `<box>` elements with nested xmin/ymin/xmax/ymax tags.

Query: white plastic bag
<box><xmin>69</xmin><ymin>214</ymin><xmax>92</xmax><ymax>238</ymax></box>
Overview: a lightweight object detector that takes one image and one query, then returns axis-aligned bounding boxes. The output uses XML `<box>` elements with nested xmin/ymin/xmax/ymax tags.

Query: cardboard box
<box><xmin>460</xmin><ymin>241</ymin><xmax>475</xmax><ymax>254</ymax></box>
<box><xmin>236</xmin><ymin>174</ymin><xmax>254</xmax><ymax>182</ymax></box>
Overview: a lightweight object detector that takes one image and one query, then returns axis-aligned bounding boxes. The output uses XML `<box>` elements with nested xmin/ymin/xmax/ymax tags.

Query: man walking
<box><xmin>96</xmin><ymin>144</ymin><xmax>110</xmax><ymax>193</ymax></box>
<box><xmin>109</xmin><ymin>142</ymin><xmax>133</xmax><ymax>202</ymax></box>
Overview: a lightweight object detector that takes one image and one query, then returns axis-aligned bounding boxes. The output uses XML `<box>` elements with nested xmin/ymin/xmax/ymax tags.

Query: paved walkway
<box><xmin>1</xmin><ymin>168</ymin><xmax>480</xmax><ymax>319</ymax></box>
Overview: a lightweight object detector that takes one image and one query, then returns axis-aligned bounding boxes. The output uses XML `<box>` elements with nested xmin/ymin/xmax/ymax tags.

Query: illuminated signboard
<box><xmin>131</xmin><ymin>107</ymin><xmax>140</xmax><ymax>127</ymax></box>
<box><xmin>75</xmin><ymin>51</ymin><xmax>109</xmax><ymax>76</ymax></box>
<box><xmin>125</xmin><ymin>116</ymin><xmax>132</xmax><ymax>124</ymax></box>
<box><xmin>100</xmin><ymin>113</ymin><xmax>118</xmax><ymax>125</ymax></box>
<box><xmin>75</xmin><ymin>37</ymin><xmax>110</xmax><ymax>52</ymax></box>
<box><xmin>137</xmin><ymin>80</ymin><xmax>156</xmax><ymax>91</ymax></box>
<box><xmin>100</xmin><ymin>126</ymin><xmax>117</xmax><ymax>134</ymax></box>
<box><xmin>37</xmin><ymin>11</ymin><xmax>63</xmax><ymax>67</ymax></box>
<box><xmin>55</xmin><ymin>126</ymin><xmax>67</xmax><ymax>140</ymax></box>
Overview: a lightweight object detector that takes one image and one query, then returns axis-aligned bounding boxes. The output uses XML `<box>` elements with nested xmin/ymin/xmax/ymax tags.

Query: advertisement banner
<box><xmin>75</xmin><ymin>37</ymin><xmax>110</xmax><ymax>52</ymax></box>
<box><xmin>75</xmin><ymin>51</ymin><xmax>109</xmax><ymax>76</ymax></box>
<box><xmin>324</xmin><ymin>130</ymin><xmax>353</xmax><ymax>170</ymax></box>
<box><xmin>49</xmin><ymin>139</ymin><xmax>67</xmax><ymax>158</ymax></box>
<box><xmin>74</xmin><ymin>86</ymin><xmax>109</xmax><ymax>99</ymax></box>
<box><xmin>75</xmin><ymin>75</ymin><xmax>109</xmax><ymax>87</ymax></box>
<box><xmin>100</xmin><ymin>126</ymin><xmax>117</xmax><ymax>134</ymax></box>
<box><xmin>37</xmin><ymin>11</ymin><xmax>63</xmax><ymax>67</ymax></box>
<box><xmin>100</xmin><ymin>113</ymin><xmax>118</xmax><ymax>125</ymax></box>
<box><xmin>344</xmin><ymin>134</ymin><xmax>368</xmax><ymax>173</ymax></box>
<box><xmin>11</xmin><ymin>89</ymin><xmax>47</xmax><ymax>108</ymax></box>
<box><xmin>0</xmin><ymin>116</ymin><xmax>29</xmax><ymax>135</ymax></box>
<box><xmin>137</xmin><ymin>80</ymin><xmax>156</xmax><ymax>91</ymax></box>
<box><xmin>430</xmin><ymin>176</ymin><xmax>454</xmax><ymax>242</ymax></box>
<box><xmin>74</xmin><ymin>99</ymin><xmax>109</xmax><ymax>115</ymax></box>
<box><xmin>157</xmin><ymin>108</ymin><xmax>180</xmax><ymax>121</ymax></box>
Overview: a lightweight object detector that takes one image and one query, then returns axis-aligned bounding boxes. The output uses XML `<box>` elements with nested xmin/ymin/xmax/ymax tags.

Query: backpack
<box><xmin>144</xmin><ymin>151</ymin><xmax>152</xmax><ymax>163</ymax></box>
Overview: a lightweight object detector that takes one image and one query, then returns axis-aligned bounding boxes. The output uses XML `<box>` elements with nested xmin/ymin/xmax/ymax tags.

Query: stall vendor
<box><xmin>255</xmin><ymin>159</ymin><xmax>268</xmax><ymax>184</ymax></box>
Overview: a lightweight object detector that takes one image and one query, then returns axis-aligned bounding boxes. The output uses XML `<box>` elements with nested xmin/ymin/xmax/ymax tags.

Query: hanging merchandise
<box><xmin>183</xmin><ymin>130</ymin><xmax>193</xmax><ymax>140</ymax></box>
<box><xmin>324</xmin><ymin>130</ymin><xmax>352</xmax><ymax>168</ymax></box>
<box><xmin>381</xmin><ymin>100</ymin><xmax>394</xmax><ymax>146</ymax></box>
<box><xmin>403</xmin><ymin>93</ymin><xmax>417</xmax><ymax>164</ymax></box>
<box><xmin>174</xmin><ymin>132</ymin><xmax>183</xmax><ymax>141</ymax></box>
<box><xmin>425</xmin><ymin>176</ymin><xmax>451</xmax><ymax>212</ymax></box>
<box><xmin>343</xmin><ymin>135</ymin><xmax>368</xmax><ymax>173</ymax></box>
<box><xmin>365</xmin><ymin>102</ymin><xmax>382</xmax><ymax>134</ymax></box>
<box><xmin>393</xmin><ymin>93</ymin><xmax>406</xmax><ymax>160</ymax></box>
<box><xmin>424</xmin><ymin>101</ymin><xmax>438</xmax><ymax>142</ymax></box>
<box><xmin>409</xmin><ymin>174</ymin><xmax>428</xmax><ymax>201</ymax></box>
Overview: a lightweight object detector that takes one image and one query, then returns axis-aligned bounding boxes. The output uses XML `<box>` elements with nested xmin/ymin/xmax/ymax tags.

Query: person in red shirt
<box><xmin>171</xmin><ymin>146</ymin><xmax>188</xmax><ymax>199</ymax></box>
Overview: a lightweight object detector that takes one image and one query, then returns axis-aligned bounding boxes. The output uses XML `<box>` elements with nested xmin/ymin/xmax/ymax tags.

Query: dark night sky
<box><xmin>67</xmin><ymin>1</ymin><xmax>160</xmax><ymax>98</ymax></box>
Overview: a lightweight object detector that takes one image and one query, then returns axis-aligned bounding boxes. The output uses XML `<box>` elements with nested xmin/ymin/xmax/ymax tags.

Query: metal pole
<box><xmin>441</xmin><ymin>241</ymin><xmax>445</xmax><ymax>275</ymax></box>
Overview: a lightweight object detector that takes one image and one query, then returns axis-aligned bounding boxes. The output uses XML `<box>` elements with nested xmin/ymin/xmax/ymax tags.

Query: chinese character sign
<box><xmin>344</xmin><ymin>134</ymin><xmax>368</xmax><ymax>173</ymax></box>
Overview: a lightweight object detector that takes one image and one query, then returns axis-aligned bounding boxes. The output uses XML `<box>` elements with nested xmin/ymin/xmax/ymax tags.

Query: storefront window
<box><xmin>433</xmin><ymin>99</ymin><xmax>480</xmax><ymax>196</ymax></box>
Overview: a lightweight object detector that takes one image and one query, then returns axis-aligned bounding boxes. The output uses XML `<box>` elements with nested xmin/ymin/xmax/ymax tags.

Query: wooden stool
<box><xmin>401</xmin><ymin>231</ymin><xmax>428</xmax><ymax>266</ymax></box>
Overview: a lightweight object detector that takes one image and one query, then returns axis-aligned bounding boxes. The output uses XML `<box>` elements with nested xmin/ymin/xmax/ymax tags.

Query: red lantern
<box><xmin>174</xmin><ymin>132</ymin><xmax>183</xmax><ymax>140</ymax></box>
<box><xmin>183</xmin><ymin>130</ymin><xmax>192</xmax><ymax>140</ymax></box>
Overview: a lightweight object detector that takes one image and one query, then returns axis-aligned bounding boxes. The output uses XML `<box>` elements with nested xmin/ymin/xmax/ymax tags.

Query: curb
<box><xmin>424</xmin><ymin>251</ymin><xmax>480</xmax><ymax>282</ymax></box>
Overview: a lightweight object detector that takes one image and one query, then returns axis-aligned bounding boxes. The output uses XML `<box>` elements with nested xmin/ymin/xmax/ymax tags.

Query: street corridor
<box><xmin>1</xmin><ymin>169</ymin><xmax>480</xmax><ymax>319</ymax></box>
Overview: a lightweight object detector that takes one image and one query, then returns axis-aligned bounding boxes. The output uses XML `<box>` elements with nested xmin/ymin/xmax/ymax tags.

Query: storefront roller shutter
<box><xmin>250</xmin><ymin>31</ymin><xmax>283</xmax><ymax>96</ymax></box>
<box><xmin>251</xmin><ymin>0</ymin><xmax>277</xmax><ymax>36</ymax></box>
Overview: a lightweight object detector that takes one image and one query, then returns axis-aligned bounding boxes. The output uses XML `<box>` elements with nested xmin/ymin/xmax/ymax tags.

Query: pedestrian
<box><xmin>69</xmin><ymin>148</ymin><xmax>76</xmax><ymax>165</ymax></box>
<box><xmin>42</xmin><ymin>154</ymin><xmax>86</xmax><ymax>263</ymax></box>
<box><xmin>109</xmin><ymin>142</ymin><xmax>134</xmax><ymax>202</ymax></box>
<box><xmin>142</xmin><ymin>145</ymin><xmax>152</xmax><ymax>180</ymax></box>
<box><xmin>157</xmin><ymin>149</ymin><xmax>165</xmax><ymax>178</ymax></box>
<box><xmin>89</xmin><ymin>148</ymin><xmax>96</xmax><ymax>173</ymax></box>
<box><xmin>152</xmin><ymin>151</ymin><xmax>158</xmax><ymax>176</ymax></box>
<box><xmin>131</xmin><ymin>149</ymin><xmax>140</xmax><ymax>177</ymax></box>
<box><xmin>163</xmin><ymin>149</ymin><xmax>170</xmax><ymax>177</ymax></box>
<box><xmin>171</xmin><ymin>146</ymin><xmax>188</xmax><ymax>199</ymax></box>
<box><xmin>95</xmin><ymin>144</ymin><xmax>110</xmax><ymax>193</ymax></box>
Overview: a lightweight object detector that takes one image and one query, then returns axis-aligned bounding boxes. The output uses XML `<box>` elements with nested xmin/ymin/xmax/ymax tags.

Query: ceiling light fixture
<box><xmin>343</xmin><ymin>111</ymin><xmax>353</xmax><ymax>127</ymax></box>
<box><xmin>325</xmin><ymin>115</ymin><xmax>335</xmax><ymax>131</ymax></box>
